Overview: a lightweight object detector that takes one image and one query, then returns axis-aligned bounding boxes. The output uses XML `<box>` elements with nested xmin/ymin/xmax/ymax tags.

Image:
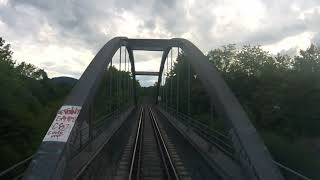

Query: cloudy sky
<box><xmin>0</xmin><ymin>0</ymin><xmax>320</xmax><ymax>86</ymax></box>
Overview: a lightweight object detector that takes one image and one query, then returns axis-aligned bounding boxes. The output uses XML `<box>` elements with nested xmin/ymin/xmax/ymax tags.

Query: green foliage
<box><xmin>16</xmin><ymin>62</ymin><xmax>48</xmax><ymax>80</ymax></box>
<box><xmin>0</xmin><ymin>37</ymin><xmax>72</xmax><ymax>171</ymax></box>
<box><xmin>161</xmin><ymin>44</ymin><xmax>320</xmax><ymax>178</ymax></box>
<box><xmin>293</xmin><ymin>44</ymin><xmax>320</xmax><ymax>73</ymax></box>
<box><xmin>206</xmin><ymin>44</ymin><xmax>320</xmax><ymax>138</ymax></box>
<box><xmin>262</xmin><ymin>132</ymin><xmax>320</xmax><ymax>178</ymax></box>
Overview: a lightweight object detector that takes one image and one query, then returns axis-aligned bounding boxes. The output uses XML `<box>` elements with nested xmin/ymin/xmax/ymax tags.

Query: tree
<box><xmin>0</xmin><ymin>37</ymin><xmax>14</xmax><ymax>67</ymax></box>
<box><xmin>293</xmin><ymin>44</ymin><xmax>320</xmax><ymax>73</ymax></box>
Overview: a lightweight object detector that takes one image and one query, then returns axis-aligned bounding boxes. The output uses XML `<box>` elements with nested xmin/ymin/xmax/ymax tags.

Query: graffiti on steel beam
<box><xmin>43</xmin><ymin>105</ymin><xmax>81</xmax><ymax>142</ymax></box>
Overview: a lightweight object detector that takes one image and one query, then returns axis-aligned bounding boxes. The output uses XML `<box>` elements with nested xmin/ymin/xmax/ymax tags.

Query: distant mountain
<box><xmin>50</xmin><ymin>76</ymin><xmax>78</xmax><ymax>86</ymax></box>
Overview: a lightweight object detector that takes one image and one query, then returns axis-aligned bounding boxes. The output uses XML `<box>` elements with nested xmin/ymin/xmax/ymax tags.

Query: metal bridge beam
<box><xmin>135</xmin><ymin>71</ymin><xmax>159</xmax><ymax>76</ymax></box>
<box><xmin>23</xmin><ymin>37</ymin><xmax>137</xmax><ymax>180</ymax></box>
<box><xmin>126</xmin><ymin>47</ymin><xmax>138</xmax><ymax>105</ymax></box>
<box><xmin>24</xmin><ymin>37</ymin><xmax>284</xmax><ymax>180</ymax></box>
<box><xmin>155</xmin><ymin>38</ymin><xmax>284</xmax><ymax>180</ymax></box>
<box><xmin>156</xmin><ymin>48</ymin><xmax>170</xmax><ymax>104</ymax></box>
<box><xmin>124</xmin><ymin>38</ymin><xmax>175</xmax><ymax>51</ymax></box>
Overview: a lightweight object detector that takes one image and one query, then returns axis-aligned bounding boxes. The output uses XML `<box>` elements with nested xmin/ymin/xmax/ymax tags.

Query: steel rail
<box><xmin>128</xmin><ymin>108</ymin><xmax>144</xmax><ymax>180</ymax></box>
<box><xmin>149</xmin><ymin>107</ymin><xmax>179</xmax><ymax>180</ymax></box>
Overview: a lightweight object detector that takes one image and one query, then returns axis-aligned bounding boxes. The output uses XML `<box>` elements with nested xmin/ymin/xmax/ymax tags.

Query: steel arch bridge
<box><xmin>3</xmin><ymin>37</ymin><xmax>310</xmax><ymax>180</ymax></box>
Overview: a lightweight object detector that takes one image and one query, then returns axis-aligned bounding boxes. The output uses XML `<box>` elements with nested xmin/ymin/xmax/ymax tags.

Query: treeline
<box><xmin>208</xmin><ymin>44</ymin><xmax>320</xmax><ymax>138</ymax></box>
<box><xmin>161</xmin><ymin>44</ymin><xmax>320</xmax><ymax>178</ymax></box>
<box><xmin>0</xmin><ymin>37</ymin><xmax>75</xmax><ymax>170</ymax></box>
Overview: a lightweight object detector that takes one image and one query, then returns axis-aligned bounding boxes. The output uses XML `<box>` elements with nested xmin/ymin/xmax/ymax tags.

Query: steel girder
<box><xmin>135</xmin><ymin>71</ymin><xmax>160</xmax><ymax>76</ymax></box>
<box><xmin>23</xmin><ymin>37</ymin><xmax>284</xmax><ymax>180</ymax></box>
<box><xmin>157</xmin><ymin>38</ymin><xmax>283</xmax><ymax>180</ymax></box>
<box><xmin>23</xmin><ymin>37</ymin><xmax>137</xmax><ymax>180</ymax></box>
<box><xmin>154</xmin><ymin>38</ymin><xmax>284</xmax><ymax>180</ymax></box>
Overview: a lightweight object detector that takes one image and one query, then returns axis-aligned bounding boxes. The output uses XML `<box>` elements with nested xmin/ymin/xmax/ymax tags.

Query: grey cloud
<box><xmin>41</xmin><ymin>61</ymin><xmax>55</xmax><ymax>67</ymax></box>
<box><xmin>1</xmin><ymin>0</ymin><xmax>320</xmax><ymax>85</ymax></box>
<box><xmin>0</xmin><ymin>3</ymin><xmax>45</xmax><ymax>38</ymax></box>
<box><xmin>4</xmin><ymin>0</ymin><xmax>320</xmax><ymax>50</ymax></box>
<box><xmin>44</xmin><ymin>63</ymin><xmax>84</xmax><ymax>78</ymax></box>
<box><xmin>249</xmin><ymin>0</ymin><xmax>319</xmax><ymax>45</ymax></box>
<box><xmin>279</xmin><ymin>47</ymin><xmax>299</xmax><ymax>57</ymax></box>
<box><xmin>241</xmin><ymin>22</ymin><xmax>307</xmax><ymax>46</ymax></box>
<box><xmin>311</xmin><ymin>33</ymin><xmax>320</xmax><ymax>46</ymax></box>
<box><xmin>136</xmin><ymin>76</ymin><xmax>158</xmax><ymax>86</ymax></box>
<box><xmin>10</xmin><ymin>0</ymin><xmax>113</xmax><ymax>51</ymax></box>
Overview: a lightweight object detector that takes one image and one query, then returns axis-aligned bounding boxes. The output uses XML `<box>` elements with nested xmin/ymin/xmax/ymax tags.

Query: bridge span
<box><xmin>0</xmin><ymin>38</ymin><xmax>312</xmax><ymax>180</ymax></box>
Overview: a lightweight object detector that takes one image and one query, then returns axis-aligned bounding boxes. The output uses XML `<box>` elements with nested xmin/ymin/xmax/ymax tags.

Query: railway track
<box><xmin>115</xmin><ymin>106</ymin><xmax>186</xmax><ymax>180</ymax></box>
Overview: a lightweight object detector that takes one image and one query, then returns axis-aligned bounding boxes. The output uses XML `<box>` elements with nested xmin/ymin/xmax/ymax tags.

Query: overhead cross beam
<box><xmin>125</xmin><ymin>38</ymin><xmax>175</xmax><ymax>51</ymax></box>
<box><xmin>135</xmin><ymin>71</ymin><xmax>159</xmax><ymax>76</ymax></box>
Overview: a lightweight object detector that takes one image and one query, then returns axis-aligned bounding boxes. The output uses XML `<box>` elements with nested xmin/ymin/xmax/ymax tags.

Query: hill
<box><xmin>50</xmin><ymin>76</ymin><xmax>78</xmax><ymax>86</ymax></box>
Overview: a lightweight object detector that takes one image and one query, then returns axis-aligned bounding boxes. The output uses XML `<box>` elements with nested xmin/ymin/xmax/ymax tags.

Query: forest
<box><xmin>0</xmin><ymin>36</ymin><xmax>319</xmax><ymax>178</ymax></box>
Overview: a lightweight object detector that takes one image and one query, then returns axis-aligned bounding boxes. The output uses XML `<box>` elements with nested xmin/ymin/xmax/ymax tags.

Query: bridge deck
<box><xmin>113</xmin><ymin>104</ymin><xmax>224</xmax><ymax>180</ymax></box>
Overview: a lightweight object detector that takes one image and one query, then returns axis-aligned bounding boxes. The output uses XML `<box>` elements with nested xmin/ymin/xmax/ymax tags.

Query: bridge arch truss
<box><xmin>23</xmin><ymin>37</ymin><xmax>284</xmax><ymax>180</ymax></box>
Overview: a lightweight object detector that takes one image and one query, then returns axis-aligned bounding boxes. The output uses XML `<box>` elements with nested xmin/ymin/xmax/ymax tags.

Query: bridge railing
<box><xmin>0</xmin><ymin>155</ymin><xmax>34</xmax><ymax>180</ymax></box>
<box><xmin>69</xmin><ymin>106</ymin><xmax>135</xmax><ymax>180</ymax></box>
<box><xmin>165</xmin><ymin>106</ymin><xmax>235</xmax><ymax>157</ymax></box>
<box><xmin>160</xmin><ymin>104</ymin><xmax>312</xmax><ymax>180</ymax></box>
<box><xmin>68</xmin><ymin>109</ymin><xmax>120</xmax><ymax>158</ymax></box>
<box><xmin>0</xmin><ymin>109</ymin><xmax>123</xmax><ymax>180</ymax></box>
